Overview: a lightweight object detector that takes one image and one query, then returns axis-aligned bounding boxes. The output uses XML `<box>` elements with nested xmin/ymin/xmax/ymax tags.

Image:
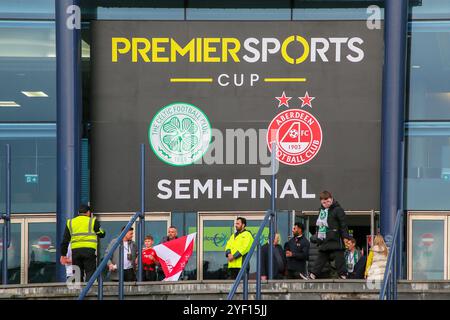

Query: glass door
<box><xmin>25</xmin><ymin>217</ymin><xmax>56</xmax><ymax>284</ymax></box>
<box><xmin>408</xmin><ymin>213</ymin><xmax>448</xmax><ymax>280</ymax></box>
<box><xmin>0</xmin><ymin>219</ymin><xmax>23</xmax><ymax>284</ymax></box>
<box><xmin>200</xmin><ymin>216</ymin><xmax>234</xmax><ymax>280</ymax></box>
<box><xmin>199</xmin><ymin>213</ymin><xmax>266</xmax><ymax>280</ymax></box>
<box><xmin>96</xmin><ymin>213</ymin><xmax>170</xmax><ymax>281</ymax></box>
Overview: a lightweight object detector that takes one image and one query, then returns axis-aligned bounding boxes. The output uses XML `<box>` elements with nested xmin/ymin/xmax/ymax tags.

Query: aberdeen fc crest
<box><xmin>267</xmin><ymin>92</ymin><xmax>323</xmax><ymax>166</ymax></box>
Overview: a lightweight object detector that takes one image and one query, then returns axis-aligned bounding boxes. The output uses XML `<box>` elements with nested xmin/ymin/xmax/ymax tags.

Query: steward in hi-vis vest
<box><xmin>60</xmin><ymin>204</ymin><xmax>105</xmax><ymax>282</ymax></box>
<box><xmin>225</xmin><ymin>217</ymin><xmax>254</xmax><ymax>280</ymax></box>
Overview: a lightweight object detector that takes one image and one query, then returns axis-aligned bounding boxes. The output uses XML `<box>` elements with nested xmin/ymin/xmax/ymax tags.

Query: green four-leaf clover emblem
<box><xmin>161</xmin><ymin>116</ymin><xmax>200</xmax><ymax>154</ymax></box>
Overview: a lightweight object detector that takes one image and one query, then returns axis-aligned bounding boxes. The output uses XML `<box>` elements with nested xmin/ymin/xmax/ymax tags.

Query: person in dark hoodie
<box><xmin>309</xmin><ymin>190</ymin><xmax>351</xmax><ymax>280</ymax></box>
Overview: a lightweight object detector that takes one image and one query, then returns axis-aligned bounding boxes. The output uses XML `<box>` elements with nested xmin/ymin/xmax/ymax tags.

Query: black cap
<box><xmin>79</xmin><ymin>204</ymin><xmax>91</xmax><ymax>214</ymax></box>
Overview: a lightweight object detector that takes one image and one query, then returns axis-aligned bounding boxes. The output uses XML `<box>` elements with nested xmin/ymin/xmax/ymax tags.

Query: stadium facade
<box><xmin>1</xmin><ymin>0</ymin><xmax>450</xmax><ymax>284</ymax></box>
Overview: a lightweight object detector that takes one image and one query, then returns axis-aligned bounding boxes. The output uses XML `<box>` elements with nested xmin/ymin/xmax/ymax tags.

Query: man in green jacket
<box><xmin>225</xmin><ymin>217</ymin><xmax>254</xmax><ymax>279</ymax></box>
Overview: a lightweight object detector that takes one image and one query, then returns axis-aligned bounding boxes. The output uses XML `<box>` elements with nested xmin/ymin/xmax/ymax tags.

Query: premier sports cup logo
<box><xmin>149</xmin><ymin>102</ymin><xmax>212</xmax><ymax>166</ymax></box>
<box><xmin>267</xmin><ymin>108</ymin><xmax>322</xmax><ymax>166</ymax></box>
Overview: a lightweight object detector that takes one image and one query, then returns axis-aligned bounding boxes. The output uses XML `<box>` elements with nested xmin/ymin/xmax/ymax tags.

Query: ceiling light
<box><xmin>412</xmin><ymin>65</ymin><xmax>421</xmax><ymax>69</ymax></box>
<box><xmin>0</xmin><ymin>101</ymin><xmax>20</xmax><ymax>107</ymax></box>
<box><xmin>21</xmin><ymin>91</ymin><xmax>48</xmax><ymax>97</ymax></box>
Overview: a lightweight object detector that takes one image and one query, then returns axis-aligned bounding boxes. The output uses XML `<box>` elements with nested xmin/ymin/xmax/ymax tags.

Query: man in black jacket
<box><xmin>309</xmin><ymin>190</ymin><xmax>350</xmax><ymax>280</ymax></box>
<box><xmin>284</xmin><ymin>223</ymin><xmax>310</xmax><ymax>279</ymax></box>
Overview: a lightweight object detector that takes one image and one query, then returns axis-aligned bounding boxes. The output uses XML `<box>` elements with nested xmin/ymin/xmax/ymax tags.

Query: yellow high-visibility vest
<box><xmin>67</xmin><ymin>215</ymin><xmax>100</xmax><ymax>250</ymax></box>
<box><xmin>225</xmin><ymin>230</ymin><xmax>254</xmax><ymax>269</ymax></box>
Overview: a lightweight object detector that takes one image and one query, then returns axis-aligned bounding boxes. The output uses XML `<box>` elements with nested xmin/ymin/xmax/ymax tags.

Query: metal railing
<box><xmin>379</xmin><ymin>209</ymin><xmax>404</xmax><ymax>300</ymax></box>
<box><xmin>78</xmin><ymin>210</ymin><xmax>144</xmax><ymax>300</ymax></box>
<box><xmin>227</xmin><ymin>209</ymin><xmax>275</xmax><ymax>300</ymax></box>
<box><xmin>1</xmin><ymin>144</ymin><xmax>11</xmax><ymax>285</ymax></box>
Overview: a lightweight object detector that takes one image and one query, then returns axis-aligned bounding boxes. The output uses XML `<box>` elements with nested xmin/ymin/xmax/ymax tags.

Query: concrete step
<box><xmin>1</xmin><ymin>280</ymin><xmax>450</xmax><ymax>300</ymax></box>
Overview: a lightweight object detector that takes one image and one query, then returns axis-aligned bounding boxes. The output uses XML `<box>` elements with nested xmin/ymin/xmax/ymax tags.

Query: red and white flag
<box><xmin>153</xmin><ymin>233</ymin><xmax>196</xmax><ymax>281</ymax></box>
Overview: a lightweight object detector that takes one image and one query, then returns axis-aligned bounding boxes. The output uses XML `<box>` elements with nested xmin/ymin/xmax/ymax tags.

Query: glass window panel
<box><xmin>0</xmin><ymin>21</ymin><xmax>55</xmax><ymax>58</ymax></box>
<box><xmin>0</xmin><ymin>124</ymin><xmax>56</xmax><ymax>213</ymax></box>
<box><xmin>276</xmin><ymin>211</ymin><xmax>289</xmax><ymax>247</ymax></box>
<box><xmin>171</xmin><ymin>212</ymin><xmax>197</xmax><ymax>280</ymax></box>
<box><xmin>408</xmin><ymin>21</ymin><xmax>450</xmax><ymax>121</ymax></box>
<box><xmin>201</xmin><ymin>217</ymin><xmax>284</xmax><ymax>279</ymax></box>
<box><xmin>187</xmin><ymin>8</ymin><xmax>290</xmax><ymax>20</ymax></box>
<box><xmin>411</xmin><ymin>219</ymin><xmax>445</xmax><ymax>280</ymax></box>
<box><xmin>202</xmin><ymin>219</ymin><xmax>234</xmax><ymax>280</ymax></box>
<box><xmin>405</xmin><ymin>122</ymin><xmax>450</xmax><ymax>210</ymax></box>
<box><xmin>0</xmin><ymin>222</ymin><xmax>22</xmax><ymax>284</ymax></box>
<box><xmin>98</xmin><ymin>219</ymin><xmax>170</xmax><ymax>280</ymax></box>
<box><xmin>144</xmin><ymin>220</ymin><xmax>168</xmax><ymax>246</ymax></box>
<box><xmin>0</xmin><ymin>21</ymin><xmax>56</xmax><ymax>122</ymax></box>
<box><xmin>188</xmin><ymin>0</ymin><xmax>290</xmax><ymax>8</ymax></box>
<box><xmin>411</xmin><ymin>0</ymin><xmax>450</xmax><ymax>19</ymax></box>
<box><xmin>28</xmin><ymin>222</ymin><xmax>56</xmax><ymax>283</ymax></box>
<box><xmin>97</xmin><ymin>220</ymin><xmax>126</xmax><ymax>259</ymax></box>
<box><xmin>246</xmin><ymin>220</ymin><xmax>269</xmax><ymax>278</ymax></box>
<box><xmin>96</xmin><ymin>7</ymin><xmax>184</xmax><ymax>20</ymax></box>
<box><xmin>171</xmin><ymin>212</ymin><xmax>184</xmax><ymax>235</ymax></box>
<box><xmin>96</xmin><ymin>220</ymin><xmax>132</xmax><ymax>281</ymax></box>
<box><xmin>0</xmin><ymin>0</ymin><xmax>54</xmax><ymax>19</ymax></box>
<box><xmin>293</xmin><ymin>8</ymin><xmax>384</xmax><ymax>20</ymax></box>
<box><xmin>143</xmin><ymin>220</ymin><xmax>172</xmax><ymax>281</ymax></box>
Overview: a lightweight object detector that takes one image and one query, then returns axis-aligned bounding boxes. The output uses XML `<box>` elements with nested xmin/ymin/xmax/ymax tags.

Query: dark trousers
<box><xmin>311</xmin><ymin>250</ymin><xmax>346</xmax><ymax>277</ymax></box>
<box><xmin>124</xmin><ymin>268</ymin><xmax>136</xmax><ymax>281</ymax></box>
<box><xmin>143</xmin><ymin>270</ymin><xmax>157</xmax><ymax>281</ymax></box>
<box><xmin>112</xmin><ymin>268</ymin><xmax>136</xmax><ymax>282</ymax></box>
<box><xmin>228</xmin><ymin>268</ymin><xmax>240</xmax><ymax>280</ymax></box>
<box><xmin>157</xmin><ymin>267</ymin><xmax>165</xmax><ymax>281</ymax></box>
<box><xmin>287</xmin><ymin>270</ymin><xmax>302</xmax><ymax>279</ymax></box>
<box><xmin>71</xmin><ymin>248</ymin><xmax>97</xmax><ymax>282</ymax></box>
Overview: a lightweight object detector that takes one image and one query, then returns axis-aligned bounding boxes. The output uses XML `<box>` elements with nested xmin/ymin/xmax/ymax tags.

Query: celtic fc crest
<box><xmin>149</xmin><ymin>102</ymin><xmax>212</xmax><ymax>166</ymax></box>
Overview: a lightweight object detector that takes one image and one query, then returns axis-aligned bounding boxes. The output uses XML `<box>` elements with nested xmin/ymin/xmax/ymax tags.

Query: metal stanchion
<box><xmin>243</xmin><ymin>268</ymin><xmax>248</xmax><ymax>300</ymax></box>
<box><xmin>98</xmin><ymin>273</ymin><xmax>103</xmax><ymax>300</ymax></box>
<box><xmin>119</xmin><ymin>241</ymin><xmax>124</xmax><ymax>300</ymax></box>
<box><xmin>256</xmin><ymin>244</ymin><xmax>262</xmax><ymax>300</ymax></box>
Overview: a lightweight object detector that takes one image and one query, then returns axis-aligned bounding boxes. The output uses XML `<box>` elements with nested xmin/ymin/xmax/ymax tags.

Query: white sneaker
<box><xmin>299</xmin><ymin>273</ymin><xmax>309</xmax><ymax>280</ymax></box>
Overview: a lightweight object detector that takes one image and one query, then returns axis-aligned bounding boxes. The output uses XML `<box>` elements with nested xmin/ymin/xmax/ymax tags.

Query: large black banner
<box><xmin>90</xmin><ymin>21</ymin><xmax>383</xmax><ymax>212</ymax></box>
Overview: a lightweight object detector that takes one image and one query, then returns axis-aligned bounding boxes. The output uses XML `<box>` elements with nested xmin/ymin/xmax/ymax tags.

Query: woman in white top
<box><xmin>365</xmin><ymin>234</ymin><xmax>389</xmax><ymax>281</ymax></box>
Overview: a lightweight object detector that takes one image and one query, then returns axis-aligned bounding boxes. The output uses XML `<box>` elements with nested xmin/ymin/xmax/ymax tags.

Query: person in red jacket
<box><xmin>142</xmin><ymin>235</ymin><xmax>159</xmax><ymax>281</ymax></box>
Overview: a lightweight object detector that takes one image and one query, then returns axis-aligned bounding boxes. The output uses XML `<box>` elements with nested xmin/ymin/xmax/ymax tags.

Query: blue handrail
<box><xmin>227</xmin><ymin>209</ymin><xmax>275</xmax><ymax>300</ymax></box>
<box><xmin>379</xmin><ymin>209</ymin><xmax>404</xmax><ymax>300</ymax></box>
<box><xmin>78</xmin><ymin>211</ymin><xmax>143</xmax><ymax>300</ymax></box>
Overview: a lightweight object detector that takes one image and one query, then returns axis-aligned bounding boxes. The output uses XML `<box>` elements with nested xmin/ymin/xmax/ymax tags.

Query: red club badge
<box><xmin>267</xmin><ymin>109</ymin><xmax>323</xmax><ymax>166</ymax></box>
